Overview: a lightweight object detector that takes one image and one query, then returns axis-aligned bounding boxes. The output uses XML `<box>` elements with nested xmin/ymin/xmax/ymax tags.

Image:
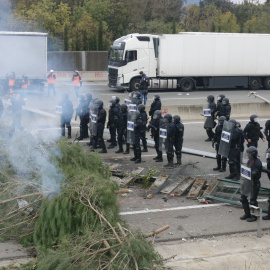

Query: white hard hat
<box><xmin>50</xmin><ymin>69</ymin><xmax>54</xmax><ymax>72</ymax></box>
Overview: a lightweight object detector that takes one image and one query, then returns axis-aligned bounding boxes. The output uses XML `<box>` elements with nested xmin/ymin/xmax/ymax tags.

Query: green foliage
<box><xmin>142</xmin><ymin>167</ymin><xmax>158</xmax><ymax>188</ymax></box>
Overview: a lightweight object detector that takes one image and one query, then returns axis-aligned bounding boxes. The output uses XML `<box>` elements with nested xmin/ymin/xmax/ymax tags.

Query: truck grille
<box><xmin>108</xmin><ymin>68</ymin><xmax>118</xmax><ymax>86</ymax></box>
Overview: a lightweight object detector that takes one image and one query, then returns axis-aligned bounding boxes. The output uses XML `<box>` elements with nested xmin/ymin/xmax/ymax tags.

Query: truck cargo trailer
<box><xmin>0</xmin><ymin>31</ymin><xmax>47</xmax><ymax>94</ymax></box>
<box><xmin>108</xmin><ymin>32</ymin><xmax>270</xmax><ymax>91</ymax></box>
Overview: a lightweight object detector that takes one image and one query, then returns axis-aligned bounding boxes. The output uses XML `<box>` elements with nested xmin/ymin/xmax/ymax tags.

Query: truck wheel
<box><xmin>263</xmin><ymin>77</ymin><xmax>270</xmax><ymax>90</ymax></box>
<box><xmin>180</xmin><ymin>78</ymin><xmax>194</xmax><ymax>92</ymax></box>
<box><xmin>249</xmin><ymin>77</ymin><xmax>261</xmax><ymax>90</ymax></box>
<box><xmin>130</xmin><ymin>78</ymin><xmax>140</xmax><ymax>92</ymax></box>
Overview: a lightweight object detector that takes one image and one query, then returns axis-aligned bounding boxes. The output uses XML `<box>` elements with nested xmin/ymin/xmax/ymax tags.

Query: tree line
<box><xmin>0</xmin><ymin>0</ymin><xmax>270</xmax><ymax>51</ymax></box>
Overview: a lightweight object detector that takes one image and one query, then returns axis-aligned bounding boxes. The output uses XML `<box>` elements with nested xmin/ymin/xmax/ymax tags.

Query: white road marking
<box><xmin>120</xmin><ymin>203</ymin><xmax>227</xmax><ymax>216</ymax></box>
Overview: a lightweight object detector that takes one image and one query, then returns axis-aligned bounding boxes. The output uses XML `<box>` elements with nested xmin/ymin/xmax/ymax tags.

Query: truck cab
<box><xmin>108</xmin><ymin>34</ymin><xmax>158</xmax><ymax>91</ymax></box>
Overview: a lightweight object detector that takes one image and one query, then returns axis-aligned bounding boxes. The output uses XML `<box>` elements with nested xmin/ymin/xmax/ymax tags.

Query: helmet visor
<box><xmin>254</xmin><ymin>117</ymin><xmax>260</xmax><ymax>123</ymax></box>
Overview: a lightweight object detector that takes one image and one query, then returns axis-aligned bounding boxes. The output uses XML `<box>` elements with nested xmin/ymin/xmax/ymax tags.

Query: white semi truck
<box><xmin>0</xmin><ymin>31</ymin><xmax>47</xmax><ymax>94</ymax></box>
<box><xmin>108</xmin><ymin>32</ymin><xmax>270</xmax><ymax>91</ymax></box>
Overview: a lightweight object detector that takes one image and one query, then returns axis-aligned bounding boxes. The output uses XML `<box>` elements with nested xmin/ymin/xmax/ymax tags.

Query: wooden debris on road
<box><xmin>202</xmin><ymin>177</ymin><xmax>218</xmax><ymax>196</ymax></box>
<box><xmin>120</xmin><ymin>167</ymin><xmax>144</xmax><ymax>187</ymax></box>
<box><xmin>150</xmin><ymin>175</ymin><xmax>169</xmax><ymax>189</ymax></box>
<box><xmin>114</xmin><ymin>189</ymin><xmax>132</xmax><ymax>194</ymax></box>
<box><xmin>173</xmin><ymin>177</ymin><xmax>195</xmax><ymax>196</ymax></box>
<box><xmin>145</xmin><ymin>225</ymin><xmax>170</xmax><ymax>238</ymax></box>
<box><xmin>186</xmin><ymin>178</ymin><xmax>207</xmax><ymax>199</ymax></box>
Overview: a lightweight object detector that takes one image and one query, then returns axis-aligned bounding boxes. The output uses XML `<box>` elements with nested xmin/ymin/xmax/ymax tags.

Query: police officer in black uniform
<box><xmin>225</xmin><ymin>119</ymin><xmax>244</xmax><ymax>180</ymax></box>
<box><xmin>113</xmin><ymin>96</ymin><xmax>120</xmax><ymax>110</ymax></box>
<box><xmin>10</xmin><ymin>94</ymin><xmax>25</xmax><ymax>134</ymax></box>
<box><xmin>204</xmin><ymin>95</ymin><xmax>216</xmax><ymax>141</ymax></box>
<box><xmin>163</xmin><ymin>114</ymin><xmax>175</xmax><ymax>167</ymax></box>
<box><xmin>58</xmin><ymin>93</ymin><xmax>73</xmax><ymax>139</ymax></box>
<box><xmin>215</xmin><ymin>94</ymin><xmax>225</xmax><ymax>116</ymax></box>
<box><xmin>107</xmin><ymin>99</ymin><xmax>119</xmax><ymax>148</ymax></box>
<box><xmin>243</xmin><ymin>114</ymin><xmax>265</xmax><ymax>148</ymax></box>
<box><xmin>240</xmin><ymin>146</ymin><xmax>269</xmax><ymax>222</ymax></box>
<box><xmin>115</xmin><ymin>104</ymin><xmax>128</xmax><ymax>153</ymax></box>
<box><xmin>137</xmin><ymin>104</ymin><xmax>148</xmax><ymax>152</ymax></box>
<box><xmin>173</xmin><ymin>115</ymin><xmax>184</xmax><ymax>165</ymax></box>
<box><xmin>264</xmin><ymin>120</ymin><xmax>270</xmax><ymax>149</ymax></box>
<box><xmin>129</xmin><ymin>91</ymin><xmax>142</xmax><ymax>106</ymax></box>
<box><xmin>149</xmin><ymin>95</ymin><xmax>161</xmax><ymax>120</ymax></box>
<box><xmin>147</xmin><ymin>110</ymin><xmax>163</xmax><ymax>162</ymax></box>
<box><xmin>130</xmin><ymin>110</ymin><xmax>143</xmax><ymax>163</ymax></box>
<box><xmin>216</xmin><ymin>97</ymin><xmax>231</xmax><ymax>120</ymax></box>
<box><xmin>91</xmin><ymin>99</ymin><xmax>107</xmax><ymax>153</ymax></box>
<box><xmin>75</xmin><ymin>95</ymin><xmax>89</xmax><ymax>140</ymax></box>
<box><xmin>236</xmin><ymin>121</ymin><xmax>245</xmax><ymax>178</ymax></box>
<box><xmin>263</xmin><ymin>148</ymin><xmax>270</xmax><ymax>220</ymax></box>
<box><xmin>212</xmin><ymin>116</ymin><xmax>227</xmax><ymax>172</ymax></box>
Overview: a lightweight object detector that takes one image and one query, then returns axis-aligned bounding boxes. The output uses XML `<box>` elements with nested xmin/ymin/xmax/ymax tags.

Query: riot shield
<box><xmin>203</xmin><ymin>103</ymin><xmax>215</xmax><ymax>129</ymax></box>
<box><xmin>89</xmin><ymin>102</ymin><xmax>98</xmax><ymax>136</ymax></box>
<box><xmin>127</xmin><ymin>111</ymin><xmax>136</xmax><ymax>145</ymax></box>
<box><xmin>240</xmin><ymin>164</ymin><xmax>251</xmax><ymax>197</ymax></box>
<box><xmin>218</xmin><ymin>120</ymin><xmax>235</xmax><ymax>158</ymax></box>
<box><xmin>159</xmin><ymin>118</ymin><xmax>168</xmax><ymax>151</ymax></box>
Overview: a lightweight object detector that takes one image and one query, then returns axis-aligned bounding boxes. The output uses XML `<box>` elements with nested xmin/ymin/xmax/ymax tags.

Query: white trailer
<box><xmin>108</xmin><ymin>32</ymin><xmax>270</xmax><ymax>91</ymax></box>
<box><xmin>0</xmin><ymin>31</ymin><xmax>47</xmax><ymax>94</ymax></box>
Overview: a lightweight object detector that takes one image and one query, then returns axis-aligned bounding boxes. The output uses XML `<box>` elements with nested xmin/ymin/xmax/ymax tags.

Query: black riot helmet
<box><xmin>154</xmin><ymin>94</ymin><xmax>160</xmax><ymax>101</ymax></box>
<box><xmin>164</xmin><ymin>113</ymin><xmax>172</xmax><ymax>122</ymax></box>
<box><xmin>265</xmin><ymin>148</ymin><xmax>270</xmax><ymax>160</ymax></box>
<box><xmin>135</xmin><ymin>110</ymin><xmax>141</xmax><ymax>119</ymax></box>
<box><xmin>133</xmin><ymin>91</ymin><xmax>140</xmax><ymax>98</ymax></box>
<box><xmin>120</xmin><ymin>103</ymin><xmax>127</xmax><ymax>112</ymax></box>
<box><xmin>137</xmin><ymin>104</ymin><xmax>145</xmax><ymax>112</ymax></box>
<box><xmin>94</xmin><ymin>98</ymin><xmax>103</xmax><ymax>109</ymax></box>
<box><xmin>109</xmin><ymin>99</ymin><xmax>116</xmax><ymax>107</ymax></box>
<box><xmin>250</xmin><ymin>114</ymin><xmax>259</xmax><ymax>123</ymax></box>
<box><xmin>153</xmin><ymin>110</ymin><xmax>162</xmax><ymax>120</ymax></box>
<box><xmin>229</xmin><ymin>118</ymin><xmax>237</xmax><ymax>125</ymax></box>
<box><xmin>236</xmin><ymin>121</ymin><xmax>241</xmax><ymax>128</ymax></box>
<box><xmin>218</xmin><ymin>116</ymin><xmax>226</xmax><ymax>125</ymax></box>
<box><xmin>246</xmin><ymin>146</ymin><xmax>258</xmax><ymax>158</ymax></box>
<box><xmin>173</xmin><ymin>115</ymin><xmax>181</xmax><ymax>123</ymax></box>
<box><xmin>217</xmin><ymin>94</ymin><xmax>225</xmax><ymax>102</ymax></box>
<box><xmin>222</xmin><ymin>97</ymin><xmax>229</xmax><ymax>105</ymax></box>
<box><xmin>207</xmin><ymin>95</ymin><xmax>214</xmax><ymax>103</ymax></box>
<box><xmin>112</xmin><ymin>96</ymin><xmax>120</xmax><ymax>104</ymax></box>
<box><xmin>85</xmin><ymin>93</ymin><xmax>92</xmax><ymax>103</ymax></box>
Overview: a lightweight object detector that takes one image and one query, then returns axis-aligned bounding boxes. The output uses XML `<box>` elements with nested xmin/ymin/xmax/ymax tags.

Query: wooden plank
<box><xmin>160</xmin><ymin>181</ymin><xmax>181</xmax><ymax>194</ymax></box>
<box><xmin>186</xmin><ymin>178</ymin><xmax>207</xmax><ymax>199</ymax></box>
<box><xmin>120</xmin><ymin>167</ymin><xmax>144</xmax><ymax>187</ymax></box>
<box><xmin>173</xmin><ymin>177</ymin><xmax>195</xmax><ymax>197</ymax></box>
<box><xmin>202</xmin><ymin>178</ymin><xmax>218</xmax><ymax>196</ymax></box>
<box><xmin>150</xmin><ymin>175</ymin><xmax>169</xmax><ymax>189</ymax></box>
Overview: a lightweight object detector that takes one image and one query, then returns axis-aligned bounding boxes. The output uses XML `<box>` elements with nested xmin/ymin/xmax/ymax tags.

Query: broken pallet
<box><xmin>186</xmin><ymin>178</ymin><xmax>207</xmax><ymax>199</ymax></box>
<box><xmin>120</xmin><ymin>167</ymin><xmax>144</xmax><ymax>187</ymax></box>
<box><xmin>202</xmin><ymin>177</ymin><xmax>218</xmax><ymax>196</ymax></box>
<box><xmin>173</xmin><ymin>177</ymin><xmax>195</xmax><ymax>196</ymax></box>
<box><xmin>150</xmin><ymin>175</ymin><xmax>169</xmax><ymax>189</ymax></box>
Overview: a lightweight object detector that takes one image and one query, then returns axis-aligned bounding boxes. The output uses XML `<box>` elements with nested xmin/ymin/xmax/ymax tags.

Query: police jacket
<box><xmin>131</xmin><ymin>97</ymin><xmax>142</xmax><ymax>106</ymax></box>
<box><xmin>213</xmin><ymin>124</ymin><xmax>223</xmax><ymax>144</ymax></box>
<box><xmin>118</xmin><ymin>111</ymin><xmax>127</xmax><ymax>130</ymax></box>
<box><xmin>230</xmin><ymin>127</ymin><xmax>244</xmax><ymax>148</ymax></box>
<box><xmin>208</xmin><ymin>101</ymin><xmax>217</xmax><ymax>117</ymax></box>
<box><xmin>149</xmin><ymin>100</ymin><xmax>161</xmax><ymax>117</ymax></box>
<box><xmin>167</xmin><ymin>122</ymin><xmax>176</xmax><ymax>142</ymax></box>
<box><xmin>108</xmin><ymin>106</ymin><xmax>119</xmax><ymax>126</ymax></box>
<box><xmin>58</xmin><ymin>99</ymin><xmax>73</xmax><ymax>120</ymax></box>
<box><xmin>148</xmin><ymin>118</ymin><xmax>160</xmax><ymax>137</ymax></box>
<box><xmin>243</xmin><ymin>122</ymin><xmax>264</xmax><ymax>141</ymax></box>
<box><xmin>247</xmin><ymin>157</ymin><xmax>263</xmax><ymax>182</ymax></box>
<box><xmin>134</xmin><ymin>118</ymin><xmax>143</xmax><ymax>137</ymax></box>
<box><xmin>140</xmin><ymin>111</ymin><xmax>148</xmax><ymax>128</ymax></box>
<box><xmin>76</xmin><ymin>100</ymin><xmax>88</xmax><ymax>118</ymax></box>
<box><xmin>264</xmin><ymin>120</ymin><xmax>270</xmax><ymax>141</ymax></box>
<box><xmin>10</xmin><ymin>96</ymin><xmax>25</xmax><ymax>114</ymax></box>
<box><xmin>217</xmin><ymin>104</ymin><xmax>231</xmax><ymax>120</ymax></box>
<box><xmin>174</xmin><ymin>122</ymin><xmax>184</xmax><ymax>139</ymax></box>
<box><xmin>97</xmin><ymin>108</ymin><xmax>106</xmax><ymax>125</ymax></box>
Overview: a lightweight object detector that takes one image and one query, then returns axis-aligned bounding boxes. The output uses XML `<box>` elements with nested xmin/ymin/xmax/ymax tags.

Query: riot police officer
<box><xmin>107</xmin><ymin>99</ymin><xmax>119</xmax><ymax>148</ymax></box>
<box><xmin>58</xmin><ymin>93</ymin><xmax>73</xmax><ymax>139</ymax></box>
<box><xmin>225</xmin><ymin>119</ymin><xmax>244</xmax><ymax>180</ymax></box>
<box><xmin>147</xmin><ymin>110</ymin><xmax>163</xmax><ymax>162</ymax></box>
<box><xmin>236</xmin><ymin>121</ymin><xmax>245</xmax><ymax>178</ymax></box>
<box><xmin>243</xmin><ymin>114</ymin><xmax>265</xmax><ymax>148</ymax></box>
<box><xmin>75</xmin><ymin>95</ymin><xmax>89</xmax><ymax>140</ymax></box>
<box><xmin>164</xmin><ymin>114</ymin><xmax>175</xmax><ymax>167</ymax></box>
<box><xmin>149</xmin><ymin>95</ymin><xmax>161</xmax><ymax>120</ymax></box>
<box><xmin>112</xmin><ymin>96</ymin><xmax>120</xmax><ymax>110</ymax></box>
<box><xmin>115</xmin><ymin>104</ymin><xmax>128</xmax><ymax>153</ymax></box>
<box><xmin>214</xmin><ymin>94</ymin><xmax>225</xmax><ymax>117</ymax></box>
<box><xmin>129</xmin><ymin>91</ymin><xmax>142</xmax><ymax>106</ymax></box>
<box><xmin>173</xmin><ymin>115</ymin><xmax>184</xmax><ymax>165</ymax></box>
<box><xmin>212</xmin><ymin>116</ymin><xmax>227</xmax><ymax>172</ymax></box>
<box><xmin>263</xmin><ymin>148</ymin><xmax>270</xmax><ymax>220</ymax></box>
<box><xmin>240</xmin><ymin>146</ymin><xmax>269</xmax><ymax>222</ymax></box>
<box><xmin>204</xmin><ymin>95</ymin><xmax>216</xmax><ymax>141</ymax></box>
<box><xmin>137</xmin><ymin>104</ymin><xmax>148</xmax><ymax>152</ymax></box>
<box><xmin>130</xmin><ymin>110</ymin><xmax>143</xmax><ymax>163</ymax></box>
<box><xmin>216</xmin><ymin>97</ymin><xmax>231</xmax><ymax>120</ymax></box>
<box><xmin>91</xmin><ymin>99</ymin><xmax>107</xmax><ymax>153</ymax></box>
<box><xmin>264</xmin><ymin>120</ymin><xmax>270</xmax><ymax>149</ymax></box>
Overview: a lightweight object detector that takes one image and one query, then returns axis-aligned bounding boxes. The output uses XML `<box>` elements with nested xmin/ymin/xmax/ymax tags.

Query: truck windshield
<box><xmin>109</xmin><ymin>48</ymin><xmax>124</xmax><ymax>61</ymax></box>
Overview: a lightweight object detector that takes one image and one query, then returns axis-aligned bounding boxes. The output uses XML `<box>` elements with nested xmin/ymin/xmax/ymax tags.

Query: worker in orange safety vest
<box><xmin>47</xmin><ymin>69</ymin><xmax>56</xmax><ymax>97</ymax></box>
<box><xmin>7</xmin><ymin>72</ymin><xmax>16</xmax><ymax>97</ymax></box>
<box><xmin>71</xmin><ymin>70</ymin><xmax>82</xmax><ymax>98</ymax></box>
<box><xmin>22</xmin><ymin>74</ymin><xmax>30</xmax><ymax>99</ymax></box>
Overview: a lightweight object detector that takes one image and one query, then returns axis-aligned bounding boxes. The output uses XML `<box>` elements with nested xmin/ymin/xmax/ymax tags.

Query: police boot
<box><xmin>115</xmin><ymin>142</ymin><xmax>123</xmax><ymax>153</ymax></box>
<box><xmin>98</xmin><ymin>140</ymin><xmax>107</xmax><ymax>154</ymax></box>
<box><xmin>135</xmin><ymin>147</ymin><xmax>141</xmax><ymax>163</ymax></box>
<box><xmin>67</xmin><ymin>126</ymin><xmax>72</xmax><ymax>139</ymax></box>
<box><xmin>153</xmin><ymin>148</ymin><xmax>160</xmax><ymax>160</ymax></box>
<box><xmin>123</xmin><ymin>143</ymin><xmax>130</xmax><ymax>154</ymax></box>
<box><xmin>141</xmin><ymin>138</ymin><xmax>148</xmax><ymax>152</ymax></box>
<box><xmin>262</xmin><ymin>204</ymin><xmax>270</xmax><ymax>220</ymax></box>
<box><xmin>174</xmin><ymin>151</ymin><xmax>182</xmax><ymax>165</ymax></box>
<box><xmin>61</xmin><ymin>127</ymin><xmax>65</xmax><ymax>137</ymax></box>
<box><xmin>213</xmin><ymin>156</ymin><xmax>221</xmax><ymax>171</ymax></box>
<box><xmin>164</xmin><ymin>155</ymin><xmax>174</xmax><ymax>168</ymax></box>
<box><xmin>240</xmin><ymin>203</ymin><xmax>251</xmax><ymax>220</ymax></box>
<box><xmin>225</xmin><ymin>163</ymin><xmax>237</xmax><ymax>179</ymax></box>
<box><xmin>155</xmin><ymin>151</ymin><xmax>163</xmax><ymax>162</ymax></box>
<box><xmin>219</xmin><ymin>159</ymin><xmax>227</xmax><ymax>172</ymax></box>
<box><xmin>130</xmin><ymin>147</ymin><xmax>137</xmax><ymax>161</ymax></box>
<box><xmin>76</xmin><ymin>127</ymin><xmax>84</xmax><ymax>140</ymax></box>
